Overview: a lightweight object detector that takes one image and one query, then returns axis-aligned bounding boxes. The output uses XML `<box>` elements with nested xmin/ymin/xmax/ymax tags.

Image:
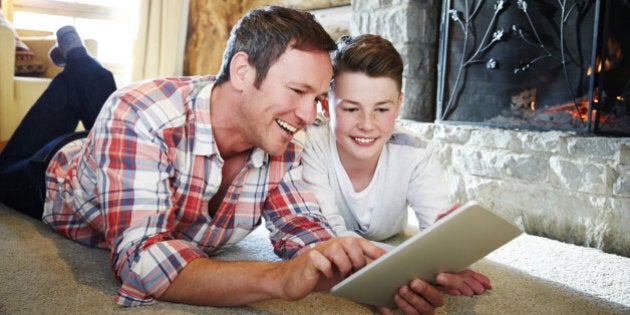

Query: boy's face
<box><xmin>240</xmin><ymin>47</ymin><xmax>332</xmax><ymax>156</ymax></box>
<box><xmin>331</xmin><ymin>71</ymin><xmax>402</xmax><ymax>165</ymax></box>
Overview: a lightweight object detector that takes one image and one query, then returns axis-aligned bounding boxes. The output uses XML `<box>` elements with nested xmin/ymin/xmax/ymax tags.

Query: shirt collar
<box><xmin>193</xmin><ymin>79</ymin><xmax>268</xmax><ymax>167</ymax></box>
<box><xmin>250</xmin><ymin>147</ymin><xmax>267</xmax><ymax>168</ymax></box>
<box><xmin>192</xmin><ymin>79</ymin><xmax>216</xmax><ymax>156</ymax></box>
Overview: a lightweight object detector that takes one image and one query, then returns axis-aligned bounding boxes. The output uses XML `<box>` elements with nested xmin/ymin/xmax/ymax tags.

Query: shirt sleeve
<box><xmin>408</xmin><ymin>143</ymin><xmax>451</xmax><ymax>230</ymax></box>
<box><xmin>93</xmin><ymin>91</ymin><xmax>206</xmax><ymax>306</ymax></box>
<box><xmin>301</xmin><ymin>126</ymin><xmax>350</xmax><ymax>236</ymax></box>
<box><xmin>262</xmin><ymin>136</ymin><xmax>335</xmax><ymax>259</ymax></box>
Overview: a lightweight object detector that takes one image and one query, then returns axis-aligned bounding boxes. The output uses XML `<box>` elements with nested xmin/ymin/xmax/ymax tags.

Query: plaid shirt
<box><xmin>43</xmin><ymin>76</ymin><xmax>334</xmax><ymax>306</ymax></box>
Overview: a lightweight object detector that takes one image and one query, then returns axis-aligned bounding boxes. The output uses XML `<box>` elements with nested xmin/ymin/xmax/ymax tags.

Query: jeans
<box><xmin>0</xmin><ymin>47</ymin><xmax>117</xmax><ymax>218</ymax></box>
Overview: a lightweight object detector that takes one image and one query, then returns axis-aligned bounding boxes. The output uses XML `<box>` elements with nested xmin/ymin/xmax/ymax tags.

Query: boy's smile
<box><xmin>331</xmin><ymin>72</ymin><xmax>402</xmax><ymax>167</ymax></box>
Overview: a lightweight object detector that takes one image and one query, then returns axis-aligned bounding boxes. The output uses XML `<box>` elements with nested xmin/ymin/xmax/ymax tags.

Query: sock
<box><xmin>48</xmin><ymin>46</ymin><xmax>65</xmax><ymax>68</ymax></box>
<box><xmin>56</xmin><ymin>25</ymin><xmax>85</xmax><ymax>60</ymax></box>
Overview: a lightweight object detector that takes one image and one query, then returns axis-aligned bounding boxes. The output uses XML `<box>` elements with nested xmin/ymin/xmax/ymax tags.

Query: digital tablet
<box><xmin>330</xmin><ymin>201</ymin><xmax>523</xmax><ymax>308</ymax></box>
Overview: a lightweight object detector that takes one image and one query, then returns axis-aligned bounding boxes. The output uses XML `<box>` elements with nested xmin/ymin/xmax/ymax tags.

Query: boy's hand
<box><xmin>435</xmin><ymin>203</ymin><xmax>461</xmax><ymax>221</ymax></box>
<box><xmin>376</xmin><ymin>269</ymin><xmax>491</xmax><ymax>315</ymax></box>
<box><xmin>440</xmin><ymin>269</ymin><xmax>492</xmax><ymax>296</ymax></box>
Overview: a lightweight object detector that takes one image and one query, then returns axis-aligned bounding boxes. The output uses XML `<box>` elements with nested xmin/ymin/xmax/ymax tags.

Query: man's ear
<box><xmin>230</xmin><ymin>51</ymin><xmax>254</xmax><ymax>91</ymax></box>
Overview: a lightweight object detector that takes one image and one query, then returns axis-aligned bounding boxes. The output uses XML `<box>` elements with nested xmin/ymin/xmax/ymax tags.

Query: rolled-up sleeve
<box><xmin>263</xmin><ymin>144</ymin><xmax>334</xmax><ymax>259</ymax></box>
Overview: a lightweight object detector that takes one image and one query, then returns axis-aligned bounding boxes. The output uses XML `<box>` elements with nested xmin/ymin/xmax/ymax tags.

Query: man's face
<box><xmin>331</xmin><ymin>71</ymin><xmax>401</xmax><ymax>166</ymax></box>
<box><xmin>240</xmin><ymin>47</ymin><xmax>332</xmax><ymax>156</ymax></box>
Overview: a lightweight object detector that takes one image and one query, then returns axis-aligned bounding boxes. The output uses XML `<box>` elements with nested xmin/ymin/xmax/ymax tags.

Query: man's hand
<box><xmin>272</xmin><ymin>236</ymin><xmax>385</xmax><ymax>300</ymax></box>
<box><xmin>160</xmin><ymin>237</ymin><xmax>384</xmax><ymax>306</ymax></box>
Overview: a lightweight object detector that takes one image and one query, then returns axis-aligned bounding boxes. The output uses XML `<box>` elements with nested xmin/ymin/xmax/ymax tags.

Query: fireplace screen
<box><xmin>436</xmin><ymin>0</ymin><xmax>630</xmax><ymax>136</ymax></box>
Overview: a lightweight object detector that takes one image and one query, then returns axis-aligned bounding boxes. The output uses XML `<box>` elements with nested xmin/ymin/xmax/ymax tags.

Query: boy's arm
<box><xmin>302</xmin><ymin>127</ymin><xmax>349</xmax><ymax>235</ymax></box>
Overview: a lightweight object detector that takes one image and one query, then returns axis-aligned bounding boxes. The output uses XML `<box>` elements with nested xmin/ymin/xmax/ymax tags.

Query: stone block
<box><xmin>614</xmin><ymin>164</ymin><xmax>630</xmax><ymax>197</ymax></box>
<box><xmin>352</xmin><ymin>0</ymin><xmax>382</xmax><ymax>11</ymax></box>
<box><xmin>397</xmin><ymin>120</ymin><xmax>435</xmax><ymax>139</ymax></box>
<box><xmin>466</xmin><ymin>180</ymin><xmax>606</xmax><ymax>246</ymax></box>
<box><xmin>567</xmin><ymin>137</ymin><xmax>630</xmax><ymax>160</ymax></box>
<box><xmin>462</xmin><ymin>175</ymin><xmax>630</xmax><ymax>257</ymax></box>
<box><xmin>456</xmin><ymin>177</ymin><xmax>528</xmax><ymax>224</ymax></box>
<box><xmin>605</xmin><ymin>197</ymin><xmax>630</xmax><ymax>256</ymax></box>
<box><xmin>400</xmin><ymin>78</ymin><xmax>436</xmax><ymax>121</ymax></box>
<box><xmin>452</xmin><ymin>147</ymin><xmax>549</xmax><ymax>182</ymax></box>
<box><xmin>380</xmin><ymin>8</ymin><xmax>413</xmax><ymax>43</ymax></box>
<box><xmin>515</xmin><ymin>130</ymin><xmax>567</xmax><ymax>154</ymax></box>
<box><xmin>468</xmin><ymin>129</ymin><xmax>522</xmax><ymax>151</ymax></box>
<box><xmin>399</xmin><ymin>44</ymin><xmax>431</xmax><ymax>78</ymax></box>
<box><xmin>501</xmin><ymin>153</ymin><xmax>549</xmax><ymax>182</ymax></box>
<box><xmin>619</xmin><ymin>143</ymin><xmax>630</xmax><ymax>164</ymax></box>
<box><xmin>310</xmin><ymin>5</ymin><xmax>352</xmax><ymax>40</ymax></box>
<box><xmin>550</xmin><ymin>157</ymin><xmax>612</xmax><ymax>195</ymax></box>
<box><xmin>433</xmin><ymin>124</ymin><xmax>471</xmax><ymax>143</ymax></box>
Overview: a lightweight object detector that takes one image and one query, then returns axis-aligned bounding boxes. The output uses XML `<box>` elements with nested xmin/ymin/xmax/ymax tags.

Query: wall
<box><xmin>400</xmin><ymin>121</ymin><xmax>630</xmax><ymax>257</ymax></box>
<box><xmin>351</xmin><ymin>0</ymin><xmax>440</xmax><ymax>122</ymax></box>
<box><xmin>184</xmin><ymin>0</ymin><xmax>350</xmax><ymax>76</ymax></box>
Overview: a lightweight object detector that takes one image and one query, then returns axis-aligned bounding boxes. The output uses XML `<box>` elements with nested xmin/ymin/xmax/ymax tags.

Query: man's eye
<box><xmin>377</xmin><ymin>108</ymin><xmax>390</xmax><ymax>113</ymax></box>
<box><xmin>291</xmin><ymin>88</ymin><xmax>304</xmax><ymax>95</ymax></box>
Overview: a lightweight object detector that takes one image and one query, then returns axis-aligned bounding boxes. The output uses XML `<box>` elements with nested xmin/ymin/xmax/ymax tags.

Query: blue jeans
<box><xmin>0</xmin><ymin>47</ymin><xmax>116</xmax><ymax>218</ymax></box>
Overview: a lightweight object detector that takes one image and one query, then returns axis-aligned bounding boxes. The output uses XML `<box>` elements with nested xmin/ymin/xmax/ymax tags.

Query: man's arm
<box><xmin>160</xmin><ymin>236</ymin><xmax>385</xmax><ymax>305</ymax></box>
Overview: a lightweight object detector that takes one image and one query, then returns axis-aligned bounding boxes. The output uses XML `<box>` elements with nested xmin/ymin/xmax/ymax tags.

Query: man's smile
<box><xmin>276</xmin><ymin>119</ymin><xmax>297</xmax><ymax>134</ymax></box>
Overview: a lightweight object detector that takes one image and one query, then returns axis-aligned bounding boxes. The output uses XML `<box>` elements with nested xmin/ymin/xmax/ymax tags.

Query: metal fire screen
<box><xmin>437</xmin><ymin>0</ymin><xmax>630</xmax><ymax>136</ymax></box>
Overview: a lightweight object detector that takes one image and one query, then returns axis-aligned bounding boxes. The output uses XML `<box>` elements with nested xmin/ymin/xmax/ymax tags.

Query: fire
<box><xmin>541</xmin><ymin>92</ymin><xmax>610</xmax><ymax>124</ymax></box>
<box><xmin>586</xmin><ymin>37</ymin><xmax>623</xmax><ymax>76</ymax></box>
<box><xmin>541</xmin><ymin>98</ymin><xmax>589</xmax><ymax>121</ymax></box>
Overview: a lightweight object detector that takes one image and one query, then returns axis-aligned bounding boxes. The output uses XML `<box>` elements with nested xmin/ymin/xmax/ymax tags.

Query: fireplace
<box><xmin>436</xmin><ymin>0</ymin><xmax>630</xmax><ymax>136</ymax></box>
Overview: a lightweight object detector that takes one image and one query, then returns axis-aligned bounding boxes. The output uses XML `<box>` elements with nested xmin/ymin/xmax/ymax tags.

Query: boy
<box><xmin>303</xmin><ymin>34</ymin><xmax>492</xmax><ymax>303</ymax></box>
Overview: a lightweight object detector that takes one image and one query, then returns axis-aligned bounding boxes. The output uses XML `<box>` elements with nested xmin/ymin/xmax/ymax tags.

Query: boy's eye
<box><xmin>343</xmin><ymin>107</ymin><xmax>358</xmax><ymax>113</ymax></box>
<box><xmin>377</xmin><ymin>108</ymin><xmax>390</xmax><ymax>113</ymax></box>
<box><xmin>291</xmin><ymin>88</ymin><xmax>304</xmax><ymax>95</ymax></box>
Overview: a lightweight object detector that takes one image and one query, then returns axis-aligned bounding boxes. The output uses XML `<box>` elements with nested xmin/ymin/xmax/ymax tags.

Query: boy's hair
<box><xmin>331</xmin><ymin>34</ymin><xmax>403</xmax><ymax>90</ymax></box>
<box><xmin>215</xmin><ymin>6</ymin><xmax>337</xmax><ymax>88</ymax></box>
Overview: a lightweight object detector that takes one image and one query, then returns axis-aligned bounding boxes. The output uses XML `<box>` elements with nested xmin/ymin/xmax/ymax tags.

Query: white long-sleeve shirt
<box><xmin>303</xmin><ymin>122</ymin><xmax>450</xmax><ymax>241</ymax></box>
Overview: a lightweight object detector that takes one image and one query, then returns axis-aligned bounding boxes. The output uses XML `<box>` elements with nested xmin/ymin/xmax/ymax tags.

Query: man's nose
<box><xmin>295</xmin><ymin>98</ymin><xmax>318</xmax><ymax>125</ymax></box>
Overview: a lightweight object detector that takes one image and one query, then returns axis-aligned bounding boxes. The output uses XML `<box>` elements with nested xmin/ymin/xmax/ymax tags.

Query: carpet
<box><xmin>1</xmin><ymin>202</ymin><xmax>629</xmax><ymax>314</ymax></box>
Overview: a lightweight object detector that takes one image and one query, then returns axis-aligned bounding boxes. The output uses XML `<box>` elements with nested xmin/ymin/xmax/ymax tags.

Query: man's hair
<box><xmin>215</xmin><ymin>6</ymin><xmax>337</xmax><ymax>88</ymax></box>
<box><xmin>331</xmin><ymin>34</ymin><xmax>403</xmax><ymax>90</ymax></box>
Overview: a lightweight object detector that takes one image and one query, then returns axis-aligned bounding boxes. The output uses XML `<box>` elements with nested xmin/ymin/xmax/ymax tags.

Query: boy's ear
<box><xmin>230</xmin><ymin>51</ymin><xmax>254</xmax><ymax>91</ymax></box>
<box><xmin>396</xmin><ymin>92</ymin><xmax>404</xmax><ymax>115</ymax></box>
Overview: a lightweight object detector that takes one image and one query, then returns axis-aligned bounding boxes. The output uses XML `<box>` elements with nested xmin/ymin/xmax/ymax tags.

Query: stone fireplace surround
<box><xmin>319</xmin><ymin>0</ymin><xmax>630</xmax><ymax>257</ymax></box>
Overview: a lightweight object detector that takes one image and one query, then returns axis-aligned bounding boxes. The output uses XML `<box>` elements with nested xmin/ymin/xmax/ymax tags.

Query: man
<box><xmin>1</xmin><ymin>6</ymin><xmax>467</xmax><ymax>314</ymax></box>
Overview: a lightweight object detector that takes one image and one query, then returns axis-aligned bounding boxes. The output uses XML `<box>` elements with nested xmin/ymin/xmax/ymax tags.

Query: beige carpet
<box><xmin>1</xmin><ymin>202</ymin><xmax>629</xmax><ymax>314</ymax></box>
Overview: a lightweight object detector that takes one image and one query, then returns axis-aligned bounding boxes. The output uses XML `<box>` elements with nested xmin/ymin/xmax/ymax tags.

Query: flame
<box><xmin>587</xmin><ymin>37</ymin><xmax>624</xmax><ymax>75</ymax></box>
